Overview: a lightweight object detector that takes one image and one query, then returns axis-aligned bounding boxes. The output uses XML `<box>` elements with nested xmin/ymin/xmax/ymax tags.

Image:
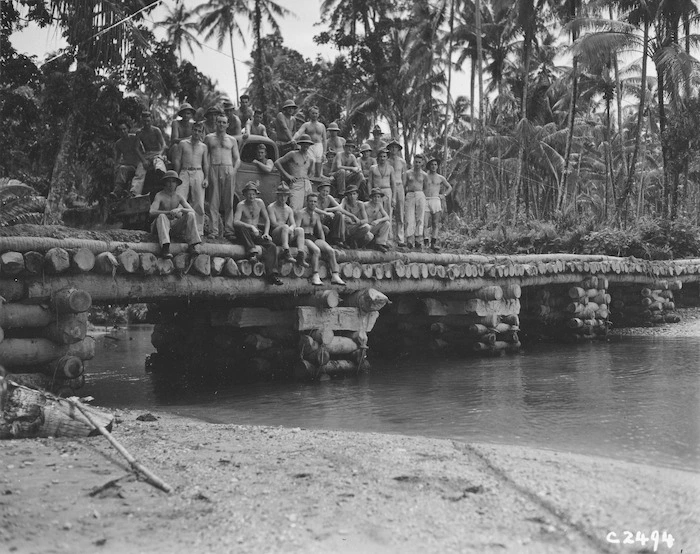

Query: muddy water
<box><xmin>86</xmin><ymin>325</ymin><xmax>699</xmax><ymax>473</ymax></box>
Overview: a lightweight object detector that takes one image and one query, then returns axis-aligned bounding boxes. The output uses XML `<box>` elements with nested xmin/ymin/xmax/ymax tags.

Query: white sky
<box><xmin>10</xmin><ymin>0</ymin><xmax>469</xmax><ymax>107</ymax></box>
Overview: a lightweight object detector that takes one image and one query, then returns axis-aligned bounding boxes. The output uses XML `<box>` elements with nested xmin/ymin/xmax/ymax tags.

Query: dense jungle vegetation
<box><xmin>2</xmin><ymin>0</ymin><xmax>700</xmax><ymax>257</ymax></box>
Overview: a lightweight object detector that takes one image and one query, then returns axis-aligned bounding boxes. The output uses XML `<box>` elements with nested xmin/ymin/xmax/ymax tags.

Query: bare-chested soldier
<box><xmin>204</xmin><ymin>114</ymin><xmax>240</xmax><ymax>239</ymax></box>
<box><xmin>316</xmin><ymin>181</ymin><xmax>361</xmax><ymax>247</ymax></box>
<box><xmin>173</xmin><ymin>121</ymin><xmax>209</xmax><ymax>235</ymax></box>
<box><xmin>275</xmin><ymin>99</ymin><xmax>297</xmax><ymax>156</ymax></box>
<box><xmin>149</xmin><ymin>170</ymin><xmax>201</xmax><ymax>259</ymax></box>
<box><xmin>326</xmin><ymin>122</ymin><xmax>345</xmax><ymax>153</ymax></box>
<box><xmin>233</xmin><ymin>181</ymin><xmax>282</xmax><ymax>286</ymax></box>
<box><xmin>222</xmin><ymin>99</ymin><xmax>242</xmax><ymax>138</ymax></box>
<box><xmin>367</xmin><ymin>125</ymin><xmax>387</xmax><ymax>159</ymax></box>
<box><xmin>252</xmin><ymin>143</ymin><xmax>274</xmax><ymax>174</ymax></box>
<box><xmin>424</xmin><ymin>157</ymin><xmax>453</xmax><ymax>252</ymax></box>
<box><xmin>169</xmin><ymin>102</ymin><xmax>195</xmax><ymax>161</ymax></box>
<box><xmin>405</xmin><ymin>153</ymin><xmax>429</xmax><ymax>250</ymax></box>
<box><xmin>365</xmin><ymin>188</ymin><xmax>391</xmax><ymax>253</ymax></box>
<box><xmin>246</xmin><ymin>109</ymin><xmax>268</xmax><ymax>137</ymax></box>
<box><xmin>267</xmin><ymin>183</ymin><xmax>305</xmax><ymax>265</ymax></box>
<box><xmin>358</xmin><ymin>143</ymin><xmax>376</xmax><ymax>184</ymax></box>
<box><xmin>296</xmin><ymin>192</ymin><xmax>346</xmax><ymax>286</ymax></box>
<box><xmin>386</xmin><ymin>138</ymin><xmax>407</xmax><ymax>246</ymax></box>
<box><xmin>274</xmin><ymin>133</ymin><xmax>314</xmax><ymax>211</ymax></box>
<box><xmin>339</xmin><ymin>186</ymin><xmax>373</xmax><ymax>248</ymax></box>
<box><xmin>293</xmin><ymin>106</ymin><xmax>326</xmax><ymax>178</ymax></box>
<box><xmin>368</xmin><ymin>149</ymin><xmax>395</xmax><ymax>235</ymax></box>
<box><xmin>133</xmin><ymin>110</ymin><xmax>166</xmax><ymax>195</ymax></box>
<box><xmin>113</xmin><ymin>120</ymin><xmax>146</xmax><ymax>197</ymax></box>
<box><xmin>203</xmin><ymin>106</ymin><xmax>221</xmax><ymax>135</ymax></box>
<box><xmin>332</xmin><ymin>140</ymin><xmax>365</xmax><ymax>198</ymax></box>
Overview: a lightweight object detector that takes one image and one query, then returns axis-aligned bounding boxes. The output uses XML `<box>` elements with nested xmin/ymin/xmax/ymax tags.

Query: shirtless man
<box><xmin>267</xmin><ymin>183</ymin><xmax>305</xmax><ymax>265</ymax></box>
<box><xmin>368</xmin><ymin>149</ymin><xmax>396</xmax><ymax>233</ymax></box>
<box><xmin>367</xmin><ymin>125</ymin><xmax>387</xmax><ymax>159</ymax></box>
<box><xmin>170</xmin><ymin>102</ymin><xmax>194</xmax><ymax>150</ymax></box>
<box><xmin>332</xmin><ymin>140</ymin><xmax>366</xmax><ymax>199</ymax></box>
<box><xmin>358</xmin><ymin>143</ymin><xmax>376</xmax><ymax>184</ymax></box>
<box><xmin>316</xmin><ymin>181</ymin><xmax>359</xmax><ymax>247</ymax></box>
<box><xmin>113</xmin><ymin>120</ymin><xmax>146</xmax><ymax>197</ymax></box>
<box><xmin>326</xmin><ymin>122</ymin><xmax>345</xmax><ymax>153</ymax></box>
<box><xmin>404</xmin><ymin>153</ymin><xmax>429</xmax><ymax>250</ymax></box>
<box><xmin>238</xmin><ymin>94</ymin><xmax>254</xmax><ymax>129</ymax></box>
<box><xmin>339</xmin><ymin>186</ymin><xmax>373</xmax><ymax>248</ymax></box>
<box><xmin>293</xmin><ymin>106</ymin><xmax>326</xmax><ymax>178</ymax></box>
<box><xmin>233</xmin><ymin>181</ymin><xmax>282</xmax><ymax>285</ymax></box>
<box><xmin>424</xmin><ymin>157</ymin><xmax>453</xmax><ymax>252</ymax></box>
<box><xmin>252</xmin><ymin>143</ymin><xmax>274</xmax><ymax>174</ymax></box>
<box><xmin>386</xmin><ymin>139</ymin><xmax>407</xmax><ymax>247</ymax></box>
<box><xmin>296</xmin><ymin>192</ymin><xmax>346</xmax><ymax>286</ymax></box>
<box><xmin>173</xmin><ymin>121</ymin><xmax>209</xmax><ymax>235</ymax></box>
<box><xmin>246</xmin><ymin>109</ymin><xmax>268</xmax><ymax>137</ymax></box>
<box><xmin>275</xmin><ymin>99</ymin><xmax>297</xmax><ymax>156</ymax></box>
<box><xmin>204</xmin><ymin>114</ymin><xmax>240</xmax><ymax>239</ymax></box>
<box><xmin>149</xmin><ymin>170</ymin><xmax>201</xmax><ymax>258</ymax></box>
<box><xmin>133</xmin><ymin>110</ymin><xmax>167</xmax><ymax>195</ymax></box>
<box><xmin>321</xmin><ymin>149</ymin><xmax>338</xmax><ymax>191</ymax></box>
<box><xmin>223</xmin><ymin>99</ymin><xmax>242</xmax><ymax>138</ymax></box>
<box><xmin>203</xmin><ymin>106</ymin><xmax>221</xmax><ymax>135</ymax></box>
<box><xmin>275</xmin><ymin>133</ymin><xmax>314</xmax><ymax>211</ymax></box>
<box><xmin>365</xmin><ymin>188</ymin><xmax>391</xmax><ymax>253</ymax></box>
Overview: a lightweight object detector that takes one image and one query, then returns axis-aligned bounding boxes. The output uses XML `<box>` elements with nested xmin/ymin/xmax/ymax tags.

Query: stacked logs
<box><xmin>609</xmin><ymin>280</ymin><xmax>682</xmax><ymax>326</ymax></box>
<box><xmin>370</xmin><ymin>285</ymin><xmax>521</xmax><ymax>357</ymax></box>
<box><xmin>524</xmin><ymin>276</ymin><xmax>610</xmax><ymax>340</ymax></box>
<box><xmin>0</xmin><ymin>288</ymin><xmax>94</xmax><ymax>394</ymax></box>
<box><xmin>149</xmin><ymin>288</ymin><xmax>389</xmax><ymax>382</ymax></box>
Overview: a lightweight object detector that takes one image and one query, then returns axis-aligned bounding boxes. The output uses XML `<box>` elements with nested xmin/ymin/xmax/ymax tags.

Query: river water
<box><xmin>85</xmin><ymin>325</ymin><xmax>699</xmax><ymax>473</ymax></box>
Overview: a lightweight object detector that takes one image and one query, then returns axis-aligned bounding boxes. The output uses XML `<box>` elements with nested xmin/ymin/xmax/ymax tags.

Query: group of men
<box><xmin>116</xmin><ymin>95</ymin><xmax>454</xmax><ymax>286</ymax></box>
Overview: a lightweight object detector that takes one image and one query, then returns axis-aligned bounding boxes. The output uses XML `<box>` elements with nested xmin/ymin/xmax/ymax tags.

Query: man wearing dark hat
<box><xmin>368</xmin><ymin>149</ymin><xmax>396</xmax><ymax>234</ymax></box>
<box><xmin>113</xmin><ymin>120</ymin><xmax>146</xmax><ymax>197</ymax></box>
<box><xmin>358</xmin><ymin>143</ymin><xmax>376</xmax><ymax>184</ymax></box>
<box><xmin>148</xmin><ymin>170</ymin><xmax>202</xmax><ymax>259</ymax></box>
<box><xmin>267</xmin><ymin>183</ymin><xmax>306</xmax><ymax>265</ymax></box>
<box><xmin>424</xmin><ymin>157</ymin><xmax>453</xmax><ymax>252</ymax></box>
<box><xmin>368</xmin><ymin>125</ymin><xmax>386</xmax><ymax>159</ymax></box>
<box><xmin>275</xmin><ymin>133</ymin><xmax>314</xmax><ymax>211</ymax></box>
<box><xmin>296</xmin><ymin>191</ymin><xmax>346</xmax><ymax>286</ymax></box>
<box><xmin>339</xmin><ymin>186</ymin><xmax>373</xmax><ymax>248</ymax></box>
<box><xmin>386</xmin><ymin>138</ymin><xmax>407</xmax><ymax>247</ymax></box>
<box><xmin>321</xmin><ymin>149</ymin><xmax>338</xmax><ymax>188</ymax></box>
<box><xmin>326</xmin><ymin>122</ymin><xmax>345</xmax><ymax>153</ymax></box>
<box><xmin>316</xmin><ymin>181</ymin><xmax>357</xmax><ymax>247</ymax></box>
<box><xmin>365</xmin><ymin>188</ymin><xmax>391</xmax><ymax>253</ymax></box>
<box><xmin>275</xmin><ymin>99</ymin><xmax>297</xmax><ymax>156</ymax></box>
<box><xmin>331</xmin><ymin>140</ymin><xmax>365</xmax><ymax>198</ymax></box>
<box><xmin>405</xmin><ymin>153</ymin><xmax>429</xmax><ymax>250</ymax></box>
<box><xmin>170</xmin><ymin>102</ymin><xmax>195</xmax><ymax>149</ymax></box>
<box><xmin>222</xmin><ymin>99</ymin><xmax>242</xmax><ymax>137</ymax></box>
<box><xmin>233</xmin><ymin>181</ymin><xmax>283</xmax><ymax>285</ymax></box>
<box><xmin>203</xmin><ymin>105</ymin><xmax>222</xmax><ymax>135</ymax></box>
<box><xmin>173</xmin><ymin>121</ymin><xmax>209</xmax><ymax>235</ymax></box>
<box><xmin>133</xmin><ymin>110</ymin><xmax>167</xmax><ymax>195</ymax></box>
<box><xmin>204</xmin><ymin>113</ymin><xmax>240</xmax><ymax>239</ymax></box>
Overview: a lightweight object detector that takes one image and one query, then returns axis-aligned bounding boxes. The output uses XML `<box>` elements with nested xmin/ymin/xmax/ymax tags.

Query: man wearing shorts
<box><xmin>293</xmin><ymin>106</ymin><xmax>326</xmax><ymax>178</ymax></box>
<box><xmin>424</xmin><ymin>157</ymin><xmax>453</xmax><ymax>252</ymax></box>
<box><xmin>275</xmin><ymin>134</ymin><xmax>314</xmax><ymax>211</ymax></box>
<box><xmin>267</xmin><ymin>183</ymin><xmax>306</xmax><ymax>266</ymax></box>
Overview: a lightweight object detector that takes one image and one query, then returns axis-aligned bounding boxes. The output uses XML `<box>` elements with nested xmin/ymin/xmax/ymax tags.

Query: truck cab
<box><xmin>236</xmin><ymin>136</ymin><xmax>282</xmax><ymax>205</ymax></box>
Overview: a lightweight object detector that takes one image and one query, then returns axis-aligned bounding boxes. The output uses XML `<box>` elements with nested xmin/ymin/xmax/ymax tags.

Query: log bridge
<box><xmin>1</xmin><ymin>236</ymin><xmax>698</xmax><ymax>389</ymax></box>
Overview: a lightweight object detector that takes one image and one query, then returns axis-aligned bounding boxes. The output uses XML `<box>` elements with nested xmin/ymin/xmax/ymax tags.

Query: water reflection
<box><xmin>85</xmin><ymin>325</ymin><xmax>699</xmax><ymax>472</ymax></box>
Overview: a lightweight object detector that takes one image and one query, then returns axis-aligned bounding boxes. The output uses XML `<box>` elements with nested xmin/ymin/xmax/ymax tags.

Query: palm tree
<box><xmin>250</xmin><ymin>0</ymin><xmax>292</xmax><ymax>120</ymax></box>
<box><xmin>196</xmin><ymin>0</ymin><xmax>249</xmax><ymax>101</ymax></box>
<box><xmin>160</xmin><ymin>0</ymin><xmax>200</xmax><ymax>62</ymax></box>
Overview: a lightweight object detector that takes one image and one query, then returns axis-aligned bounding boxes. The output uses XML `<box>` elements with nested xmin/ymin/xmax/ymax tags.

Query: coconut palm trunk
<box><xmin>229</xmin><ymin>30</ymin><xmax>240</xmax><ymax>100</ymax></box>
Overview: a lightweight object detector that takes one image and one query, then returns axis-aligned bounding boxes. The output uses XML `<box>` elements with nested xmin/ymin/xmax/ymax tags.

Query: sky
<box><xmin>9</xmin><ymin>0</ymin><xmax>470</xmax><ymax>109</ymax></box>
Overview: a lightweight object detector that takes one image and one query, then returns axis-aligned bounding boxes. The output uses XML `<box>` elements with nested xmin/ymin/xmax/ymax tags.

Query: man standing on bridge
<box><xmin>205</xmin><ymin>114</ymin><xmax>240</xmax><ymax>240</ymax></box>
<box><xmin>424</xmin><ymin>157</ymin><xmax>453</xmax><ymax>252</ymax></box>
<box><xmin>173</xmin><ymin>121</ymin><xmax>209</xmax><ymax>236</ymax></box>
<box><xmin>275</xmin><ymin>134</ymin><xmax>314</xmax><ymax>211</ymax></box>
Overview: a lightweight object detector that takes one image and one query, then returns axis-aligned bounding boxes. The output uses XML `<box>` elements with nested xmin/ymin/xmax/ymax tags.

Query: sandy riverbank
<box><xmin>1</xmin><ymin>409</ymin><xmax>698</xmax><ymax>554</ymax></box>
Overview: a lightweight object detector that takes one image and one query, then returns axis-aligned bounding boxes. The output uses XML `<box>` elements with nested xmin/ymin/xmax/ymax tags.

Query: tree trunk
<box><xmin>513</xmin><ymin>16</ymin><xmax>533</xmax><ymax>223</ymax></box>
<box><xmin>254</xmin><ymin>0</ymin><xmax>268</xmax><ymax>121</ymax></box>
<box><xmin>44</xmin><ymin>111</ymin><xmax>79</xmax><ymax>224</ymax></box>
<box><xmin>229</xmin><ymin>30</ymin><xmax>240</xmax><ymax>101</ymax></box>
<box><xmin>560</xmin><ymin>58</ymin><xmax>578</xmax><ymax>211</ymax></box>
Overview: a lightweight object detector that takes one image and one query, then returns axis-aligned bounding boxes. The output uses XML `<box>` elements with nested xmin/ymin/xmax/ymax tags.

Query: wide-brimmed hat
<box><xmin>386</xmin><ymin>138</ymin><xmax>402</xmax><ymax>149</ymax></box>
<box><xmin>206</xmin><ymin>105</ymin><xmax>223</xmax><ymax>116</ymax></box>
<box><xmin>296</xmin><ymin>134</ymin><xmax>314</xmax><ymax>145</ymax></box>
<box><xmin>282</xmin><ymin>99</ymin><xmax>297</xmax><ymax>109</ymax></box>
<box><xmin>427</xmin><ymin>157</ymin><xmax>440</xmax><ymax>166</ymax></box>
<box><xmin>344</xmin><ymin>186</ymin><xmax>359</xmax><ymax>195</ymax></box>
<box><xmin>276</xmin><ymin>183</ymin><xmax>291</xmax><ymax>195</ymax></box>
<box><xmin>177</xmin><ymin>103</ymin><xmax>195</xmax><ymax>116</ymax></box>
<box><xmin>369</xmin><ymin>187</ymin><xmax>385</xmax><ymax>197</ymax></box>
<box><xmin>359</xmin><ymin>143</ymin><xmax>372</xmax><ymax>153</ymax></box>
<box><xmin>222</xmin><ymin>100</ymin><xmax>235</xmax><ymax>110</ymax></box>
<box><xmin>317</xmin><ymin>181</ymin><xmax>332</xmax><ymax>189</ymax></box>
<box><xmin>160</xmin><ymin>170</ymin><xmax>182</xmax><ymax>186</ymax></box>
<box><xmin>344</xmin><ymin>139</ymin><xmax>356</xmax><ymax>147</ymax></box>
<box><xmin>372</xmin><ymin>125</ymin><xmax>382</xmax><ymax>135</ymax></box>
<box><xmin>242</xmin><ymin>181</ymin><xmax>259</xmax><ymax>193</ymax></box>
<box><xmin>327</xmin><ymin>122</ymin><xmax>340</xmax><ymax>132</ymax></box>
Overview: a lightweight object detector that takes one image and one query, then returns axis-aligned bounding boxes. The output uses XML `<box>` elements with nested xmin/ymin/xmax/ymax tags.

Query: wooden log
<box><xmin>193</xmin><ymin>254</ymin><xmax>211</xmax><ymax>276</ymax></box>
<box><xmin>117</xmin><ymin>249</ymin><xmax>140</xmax><ymax>274</ymax></box>
<box><xmin>45</xmin><ymin>248</ymin><xmax>70</xmax><ymax>274</ymax></box>
<box><xmin>257</xmin><ymin>326</ymin><xmax>299</xmax><ymax>344</ymax></box>
<box><xmin>295</xmin><ymin>291</ymin><xmax>340</xmax><ymax>309</ymax></box>
<box><xmin>372</xmin><ymin>264</ymin><xmax>384</xmax><ymax>280</ymax></box>
<box><xmin>298</xmin><ymin>335</ymin><xmax>330</xmax><ymax>366</ymax></box>
<box><xmin>351</xmin><ymin>263</ymin><xmax>362</xmax><ymax>280</ymax></box>
<box><xmin>362</xmin><ymin>264</ymin><xmax>373</xmax><ymax>279</ymax></box>
<box><xmin>238</xmin><ymin>259</ymin><xmax>253</xmax><ymax>276</ymax></box>
<box><xmin>279</xmin><ymin>262</ymin><xmax>293</xmax><ymax>277</ymax></box>
<box><xmin>70</xmin><ymin>248</ymin><xmax>95</xmax><ymax>273</ymax></box>
<box><xmin>211</xmin><ymin>307</ymin><xmax>295</xmax><ymax>328</ymax></box>
<box><xmin>568</xmin><ymin>286</ymin><xmax>586</xmax><ymax>299</ymax></box>
<box><xmin>293</xmin><ymin>359</ymin><xmax>317</xmax><ymax>380</ymax></box>
<box><xmin>1</xmin><ymin>252</ymin><xmax>25</xmax><ymax>275</ymax></box>
<box><xmin>0</xmin><ymin>301</ymin><xmax>53</xmax><ymax>328</ymax></box>
<box><xmin>502</xmin><ymin>284</ymin><xmax>521</xmax><ymax>299</ymax></box>
<box><xmin>340</xmin><ymin>262</ymin><xmax>354</xmax><ymax>279</ymax></box>
<box><xmin>320</xmin><ymin>359</ymin><xmax>364</xmax><ymax>376</ymax></box>
<box><xmin>474</xmin><ymin>286</ymin><xmax>503</xmax><ymax>301</ymax></box>
<box><xmin>422</xmin><ymin>298</ymin><xmax>520</xmax><ymax>317</ymax></box>
<box><xmin>348</xmin><ymin>330</ymin><xmax>368</xmax><ymax>348</ymax></box>
<box><xmin>318</xmin><ymin>262</ymin><xmax>328</xmax><ymax>279</ymax></box>
<box><xmin>436</xmin><ymin>265</ymin><xmax>446</xmax><ymax>279</ymax></box>
<box><xmin>139</xmin><ymin>252</ymin><xmax>158</xmax><ymax>276</ymax></box>
<box><xmin>292</xmin><ymin>263</ymin><xmax>306</xmax><ymax>278</ymax></box>
<box><xmin>0</xmin><ymin>336</ymin><xmax>94</xmax><ymax>367</ymax></box>
<box><xmin>244</xmin><ymin>333</ymin><xmax>274</xmax><ymax>351</ymax></box>
<box><xmin>155</xmin><ymin>257</ymin><xmax>174</xmax><ymax>275</ymax></box>
<box><xmin>308</xmin><ymin>328</ymin><xmax>335</xmax><ymax>345</ymax></box>
<box><xmin>223</xmin><ymin>258</ymin><xmax>239</xmax><ymax>277</ymax></box>
<box><xmin>92</xmin><ymin>251</ymin><xmax>117</xmax><ymax>275</ymax></box>
<box><xmin>326</xmin><ymin>336</ymin><xmax>360</xmax><ymax>356</ymax></box>
<box><xmin>39</xmin><ymin>355</ymin><xmax>84</xmax><ymax>379</ymax></box>
<box><xmin>344</xmin><ymin>289</ymin><xmax>389</xmax><ymax>312</ymax></box>
<box><xmin>39</xmin><ymin>313</ymin><xmax>88</xmax><ymax>345</ymax></box>
<box><xmin>173</xmin><ymin>252</ymin><xmax>189</xmax><ymax>272</ymax></box>
<box><xmin>468</xmin><ymin>323</ymin><xmax>490</xmax><ymax>336</ymax></box>
<box><xmin>211</xmin><ymin>256</ymin><xmax>226</xmax><ymax>276</ymax></box>
<box><xmin>22</xmin><ymin>251</ymin><xmax>44</xmax><ymax>275</ymax></box>
<box><xmin>53</xmin><ymin>288</ymin><xmax>91</xmax><ymax>314</ymax></box>
<box><xmin>501</xmin><ymin>314</ymin><xmax>519</xmax><ymax>326</ymax></box>
<box><xmin>382</xmin><ymin>263</ymin><xmax>393</xmax><ymax>279</ymax></box>
<box><xmin>252</xmin><ymin>261</ymin><xmax>265</xmax><ymax>277</ymax></box>
<box><xmin>296</xmin><ymin>307</ymin><xmax>379</xmax><ymax>332</ymax></box>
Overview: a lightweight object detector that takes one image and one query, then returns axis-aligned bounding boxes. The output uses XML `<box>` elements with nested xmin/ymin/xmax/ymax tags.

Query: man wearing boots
<box><xmin>339</xmin><ymin>186</ymin><xmax>373</xmax><ymax>248</ymax></box>
<box><xmin>405</xmin><ymin>153</ymin><xmax>428</xmax><ymax>250</ymax></box>
<box><xmin>365</xmin><ymin>188</ymin><xmax>391</xmax><ymax>253</ymax></box>
<box><xmin>267</xmin><ymin>183</ymin><xmax>306</xmax><ymax>266</ymax></box>
<box><xmin>233</xmin><ymin>181</ymin><xmax>283</xmax><ymax>285</ymax></box>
